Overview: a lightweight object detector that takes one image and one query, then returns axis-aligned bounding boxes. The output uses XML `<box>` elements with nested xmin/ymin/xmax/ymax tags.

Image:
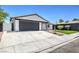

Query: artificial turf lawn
<box><xmin>55</xmin><ymin>30</ymin><xmax>77</xmax><ymax>34</ymax></box>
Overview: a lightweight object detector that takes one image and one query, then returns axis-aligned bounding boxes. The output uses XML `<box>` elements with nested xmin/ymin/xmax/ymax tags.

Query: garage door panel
<box><xmin>19</xmin><ymin>20</ymin><xmax>39</xmax><ymax>31</ymax></box>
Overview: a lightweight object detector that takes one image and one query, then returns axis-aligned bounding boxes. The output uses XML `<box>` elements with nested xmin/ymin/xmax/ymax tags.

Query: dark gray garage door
<box><xmin>19</xmin><ymin>20</ymin><xmax>39</xmax><ymax>31</ymax></box>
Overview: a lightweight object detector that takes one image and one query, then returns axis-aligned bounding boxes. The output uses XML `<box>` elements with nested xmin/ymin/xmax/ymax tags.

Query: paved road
<box><xmin>49</xmin><ymin>38</ymin><xmax>79</xmax><ymax>53</ymax></box>
<box><xmin>0</xmin><ymin>31</ymin><xmax>79</xmax><ymax>53</ymax></box>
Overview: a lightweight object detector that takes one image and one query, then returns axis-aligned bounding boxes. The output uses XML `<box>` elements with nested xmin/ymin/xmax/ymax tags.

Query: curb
<box><xmin>39</xmin><ymin>36</ymin><xmax>79</xmax><ymax>53</ymax></box>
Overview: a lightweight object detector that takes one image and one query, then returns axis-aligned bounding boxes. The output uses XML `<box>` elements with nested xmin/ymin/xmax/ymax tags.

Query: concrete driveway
<box><xmin>0</xmin><ymin>31</ymin><xmax>79</xmax><ymax>53</ymax></box>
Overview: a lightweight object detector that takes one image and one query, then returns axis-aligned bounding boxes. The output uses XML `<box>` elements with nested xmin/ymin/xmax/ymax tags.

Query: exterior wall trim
<box><xmin>14</xmin><ymin>20</ymin><xmax>19</xmax><ymax>31</ymax></box>
<box><xmin>39</xmin><ymin>22</ymin><xmax>42</xmax><ymax>31</ymax></box>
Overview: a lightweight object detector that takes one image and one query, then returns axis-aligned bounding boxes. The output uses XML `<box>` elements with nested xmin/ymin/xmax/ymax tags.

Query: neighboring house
<box><xmin>55</xmin><ymin>21</ymin><xmax>79</xmax><ymax>31</ymax></box>
<box><xmin>1</xmin><ymin>14</ymin><xmax>51</xmax><ymax>31</ymax></box>
<box><xmin>48</xmin><ymin>23</ymin><xmax>54</xmax><ymax>30</ymax></box>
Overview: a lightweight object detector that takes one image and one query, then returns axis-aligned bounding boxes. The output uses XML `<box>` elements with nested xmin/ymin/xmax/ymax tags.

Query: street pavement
<box><xmin>49</xmin><ymin>38</ymin><xmax>79</xmax><ymax>53</ymax></box>
<box><xmin>0</xmin><ymin>31</ymin><xmax>79</xmax><ymax>53</ymax></box>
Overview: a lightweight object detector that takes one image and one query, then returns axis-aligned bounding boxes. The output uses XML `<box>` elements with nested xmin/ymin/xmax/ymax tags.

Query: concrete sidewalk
<box><xmin>0</xmin><ymin>31</ymin><xmax>79</xmax><ymax>53</ymax></box>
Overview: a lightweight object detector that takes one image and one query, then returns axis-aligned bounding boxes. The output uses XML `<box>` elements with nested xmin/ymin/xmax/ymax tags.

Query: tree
<box><xmin>65</xmin><ymin>20</ymin><xmax>69</xmax><ymax>23</ymax></box>
<box><xmin>59</xmin><ymin>19</ymin><xmax>64</xmax><ymax>23</ymax></box>
<box><xmin>0</xmin><ymin>7</ymin><xmax>9</xmax><ymax>23</ymax></box>
<box><xmin>72</xmin><ymin>18</ymin><xmax>79</xmax><ymax>21</ymax></box>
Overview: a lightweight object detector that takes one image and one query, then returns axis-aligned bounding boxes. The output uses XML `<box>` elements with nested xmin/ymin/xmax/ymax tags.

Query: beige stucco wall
<box><xmin>14</xmin><ymin>20</ymin><xmax>19</xmax><ymax>31</ymax></box>
<box><xmin>41</xmin><ymin>22</ymin><xmax>48</xmax><ymax>31</ymax></box>
<box><xmin>3</xmin><ymin>22</ymin><xmax>12</xmax><ymax>31</ymax></box>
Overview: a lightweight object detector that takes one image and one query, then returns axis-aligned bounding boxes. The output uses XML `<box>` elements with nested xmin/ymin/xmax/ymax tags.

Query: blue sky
<box><xmin>2</xmin><ymin>5</ymin><xmax>79</xmax><ymax>23</ymax></box>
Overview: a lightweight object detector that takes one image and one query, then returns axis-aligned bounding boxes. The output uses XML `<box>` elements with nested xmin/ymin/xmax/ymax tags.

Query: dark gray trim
<box><xmin>0</xmin><ymin>23</ymin><xmax>3</xmax><ymax>31</ymax></box>
<box><xmin>10</xmin><ymin>14</ymin><xmax>48</xmax><ymax>23</ymax></box>
<box><xmin>15</xmin><ymin>19</ymin><xmax>48</xmax><ymax>23</ymax></box>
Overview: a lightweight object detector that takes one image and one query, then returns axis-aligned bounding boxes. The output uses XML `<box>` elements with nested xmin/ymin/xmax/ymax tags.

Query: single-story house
<box><xmin>0</xmin><ymin>14</ymin><xmax>52</xmax><ymax>31</ymax></box>
<box><xmin>55</xmin><ymin>21</ymin><xmax>79</xmax><ymax>31</ymax></box>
